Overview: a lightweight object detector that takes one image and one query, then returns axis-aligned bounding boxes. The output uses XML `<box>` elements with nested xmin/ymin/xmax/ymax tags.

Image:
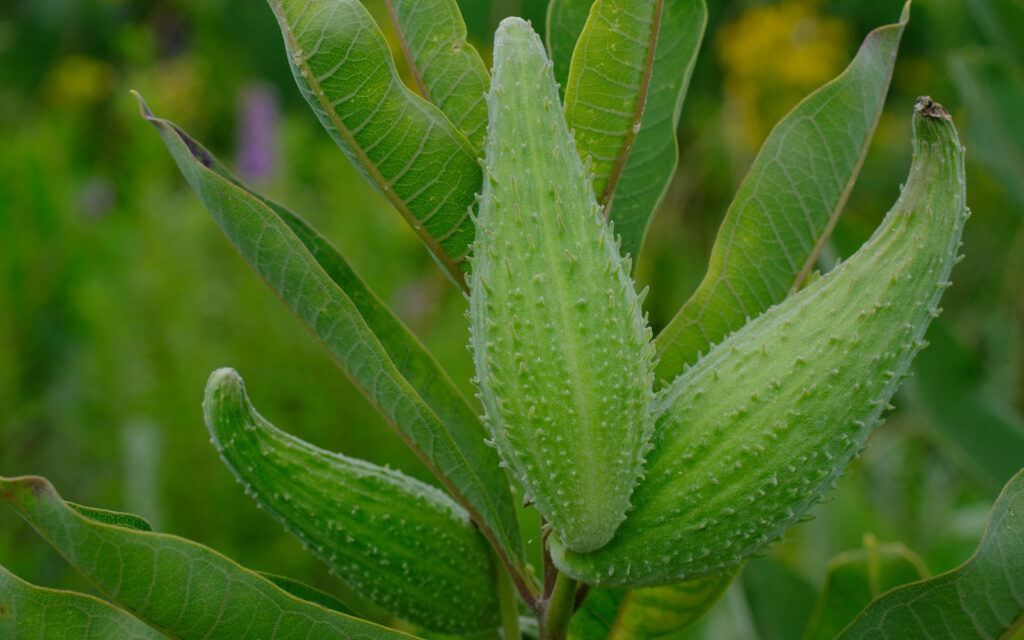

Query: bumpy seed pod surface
<box><xmin>551</xmin><ymin>98</ymin><xmax>968</xmax><ymax>587</ymax></box>
<box><xmin>203</xmin><ymin>368</ymin><xmax>498</xmax><ymax>633</ymax></box>
<box><xmin>469</xmin><ymin>17</ymin><xmax>657</xmax><ymax>554</ymax></box>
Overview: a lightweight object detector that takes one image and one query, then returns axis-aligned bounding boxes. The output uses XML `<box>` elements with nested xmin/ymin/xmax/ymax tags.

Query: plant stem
<box><xmin>540</xmin><ymin>572</ymin><xmax>578</xmax><ymax>640</ymax></box>
<box><xmin>495</xmin><ymin>555</ymin><xmax>522</xmax><ymax>640</ymax></box>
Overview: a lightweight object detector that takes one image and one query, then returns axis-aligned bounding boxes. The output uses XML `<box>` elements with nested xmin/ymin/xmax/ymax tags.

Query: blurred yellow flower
<box><xmin>718</xmin><ymin>0</ymin><xmax>851</xmax><ymax>150</ymax></box>
<box><xmin>44</xmin><ymin>55</ymin><xmax>116</xmax><ymax>108</ymax></box>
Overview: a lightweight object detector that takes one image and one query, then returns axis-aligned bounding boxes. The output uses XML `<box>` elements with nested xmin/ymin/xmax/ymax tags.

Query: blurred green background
<box><xmin>1</xmin><ymin>0</ymin><xmax>1023</xmax><ymax>633</ymax></box>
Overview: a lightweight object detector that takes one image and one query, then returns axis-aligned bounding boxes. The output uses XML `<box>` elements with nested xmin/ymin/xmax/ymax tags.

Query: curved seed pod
<box><xmin>469</xmin><ymin>17</ymin><xmax>657</xmax><ymax>554</ymax></box>
<box><xmin>551</xmin><ymin>98</ymin><xmax>968</xmax><ymax>587</ymax></box>
<box><xmin>203</xmin><ymin>368</ymin><xmax>498</xmax><ymax>633</ymax></box>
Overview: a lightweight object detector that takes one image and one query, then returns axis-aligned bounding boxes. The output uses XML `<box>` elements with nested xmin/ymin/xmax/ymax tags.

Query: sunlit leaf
<box><xmin>838</xmin><ymin>467</ymin><xmax>1024</xmax><ymax>639</ymax></box>
<box><xmin>803</xmin><ymin>535</ymin><xmax>927</xmax><ymax>640</ymax></box>
<box><xmin>135</xmin><ymin>94</ymin><xmax>526</xmax><ymax>580</ymax></box>
<box><xmin>655</xmin><ymin>2</ymin><xmax>910</xmax><ymax>379</ymax></box>
<box><xmin>267</xmin><ymin>0</ymin><xmax>481</xmax><ymax>288</ymax></box>
<box><xmin>0</xmin><ymin>476</ymin><xmax>416</xmax><ymax>639</ymax></box>
<box><xmin>203</xmin><ymin>368</ymin><xmax>499</xmax><ymax>633</ymax></box>
<box><xmin>384</xmin><ymin>0</ymin><xmax>490</xmax><ymax>149</ymax></box>
<box><xmin>550</xmin><ymin>0</ymin><xmax>706</xmax><ymax>263</ymax></box>
<box><xmin>0</xmin><ymin>564</ymin><xmax>164</xmax><ymax>640</ymax></box>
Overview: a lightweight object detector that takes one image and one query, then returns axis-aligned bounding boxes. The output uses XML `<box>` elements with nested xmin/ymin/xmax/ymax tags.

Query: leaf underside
<box><xmin>0</xmin><ymin>476</ymin><xmax>416</xmax><ymax>639</ymax></box>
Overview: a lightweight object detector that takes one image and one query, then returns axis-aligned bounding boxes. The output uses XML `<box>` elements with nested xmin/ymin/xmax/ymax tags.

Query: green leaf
<box><xmin>383</xmin><ymin>0</ymin><xmax>490</xmax><ymax>149</ymax></box>
<box><xmin>912</xmin><ymin>321</ymin><xmax>1024</xmax><ymax>494</ymax></box>
<box><xmin>546</xmin><ymin>0</ymin><xmax>593</xmax><ymax>92</ymax></box>
<box><xmin>803</xmin><ymin>535</ymin><xmax>927</xmax><ymax>640</ymax></box>
<box><xmin>564</xmin><ymin>0</ymin><xmax>663</xmax><ymax>209</ymax></box>
<box><xmin>837</xmin><ymin>466</ymin><xmax>1024</xmax><ymax>639</ymax></box>
<box><xmin>203</xmin><ymin>368</ymin><xmax>499</xmax><ymax>633</ymax></box>
<box><xmin>655</xmin><ymin>2</ymin><xmax>910</xmax><ymax>380</ymax></box>
<box><xmin>0</xmin><ymin>476</ymin><xmax>417</xmax><ymax>639</ymax></box>
<box><xmin>66</xmin><ymin>502</ymin><xmax>153</xmax><ymax>531</ymax></box>
<box><xmin>257</xmin><ymin>572</ymin><xmax>354</xmax><ymax>616</ymax></box>
<box><xmin>569</xmin><ymin>588</ymin><xmax>626</xmax><ymax>640</ymax></box>
<box><xmin>551</xmin><ymin>0</ymin><xmax>707</xmax><ymax>263</ymax></box>
<box><xmin>0</xmin><ymin>563</ymin><xmax>165</xmax><ymax>639</ymax></box>
<box><xmin>267</xmin><ymin>0</ymin><xmax>482</xmax><ymax>288</ymax></box>
<box><xmin>742</xmin><ymin>559</ymin><xmax>816</xmax><ymax>640</ymax></box>
<box><xmin>135</xmin><ymin>94</ymin><xmax>526</xmax><ymax>582</ymax></box>
<box><xmin>948</xmin><ymin>48</ymin><xmax>1024</xmax><ymax>211</ymax></box>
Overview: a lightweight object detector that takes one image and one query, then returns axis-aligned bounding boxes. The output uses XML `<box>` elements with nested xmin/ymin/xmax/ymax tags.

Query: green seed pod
<box><xmin>469</xmin><ymin>17</ymin><xmax>656</xmax><ymax>554</ymax></box>
<box><xmin>203</xmin><ymin>368</ymin><xmax>498</xmax><ymax>633</ymax></box>
<box><xmin>551</xmin><ymin>98</ymin><xmax>968</xmax><ymax>587</ymax></box>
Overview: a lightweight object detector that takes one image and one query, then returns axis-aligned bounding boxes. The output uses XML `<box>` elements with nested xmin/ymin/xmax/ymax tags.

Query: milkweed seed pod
<box><xmin>551</xmin><ymin>98</ymin><xmax>968</xmax><ymax>586</ymax></box>
<box><xmin>468</xmin><ymin>17</ymin><xmax>657</xmax><ymax>554</ymax></box>
<box><xmin>203</xmin><ymin>368</ymin><xmax>499</xmax><ymax>633</ymax></box>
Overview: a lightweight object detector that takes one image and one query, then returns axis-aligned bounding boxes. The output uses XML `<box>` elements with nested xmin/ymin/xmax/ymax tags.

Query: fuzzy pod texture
<box><xmin>469</xmin><ymin>17</ymin><xmax>657</xmax><ymax>554</ymax></box>
<box><xmin>202</xmin><ymin>368</ymin><xmax>499</xmax><ymax>633</ymax></box>
<box><xmin>551</xmin><ymin>98</ymin><xmax>968</xmax><ymax>587</ymax></box>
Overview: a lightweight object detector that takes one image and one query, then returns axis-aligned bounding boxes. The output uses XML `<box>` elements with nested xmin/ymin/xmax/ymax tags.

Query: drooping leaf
<box><xmin>655</xmin><ymin>2</ymin><xmax>910</xmax><ymax>380</ymax></box>
<box><xmin>803</xmin><ymin>535</ymin><xmax>927</xmax><ymax>640</ymax></box>
<box><xmin>564</xmin><ymin>0</ymin><xmax>663</xmax><ymax>209</ymax></box>
<box><xmin>0</xmin><ymin>563</ymin><xmax>165</xmax><ymax>639</ymax></box>
<box><xmin>257</xmin><ymin>572</ymin><xmax>354</xmax><ymax>616</ymax></box>
<box><xmin>837</xmin><ymin>467</ymin><xmax>1024</xmax><ymax>639</ymax></box>
<box><xmin>552</xmin><ymin>99</ymin><xmax>968</xmax><ymax>587</ymax></box>
<box><xmin>742</xmin><ymin>559</ymin><xmax>816</xmax><ymax>640</ymax></box>
<box><xmin>0</xmin><ymin>476</ymin><xmax>417</xmax><ymax>639</ymax></box>
<box><xmin>66</xmin><ymin>502</ymin><xmax>153</xmax><ymax>531</ymax></box>
<box><xmin>912</xmin><ymin>320</ymin><xmax>1024</xmax><ymax>493</ymax></box>
<box><xmin>948</xmin><ymin>48</ymin><xmax>1024</xmax><ymax>211</ymax></box>
<box><xmin>470</xmin><ymin>17</ymin><xmax>656</xmax><ymax>554</ymax></box>
<box><xmin>203</xmin><ymin>368</ymin><xmax>499</xmax><ymax>633</ymax></box>
<box><xmin>383</xmin><ymin>0</ymin><xmax>490</xmax><ymax>149</ymax></box>
<box><xmin>135</xmin><ymin>94</ymin><xmax>526</xmax><ymax>580</ymax></box>
<box><xmin>550</xmin><ymin>0</ymin><xmax>706</xmax><ymax>263</ymax></box>
<box><xmin>267</xmin><ymin>0</ymin><xmax>481</xmax><ymax>288</ymax></box>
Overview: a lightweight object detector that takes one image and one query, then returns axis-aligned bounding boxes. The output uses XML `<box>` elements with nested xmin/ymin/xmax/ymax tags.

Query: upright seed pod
<box><xmin>551</xmin><ymin>98</ymin><xmax>968</xmax><ymax>586</ymax></box>
<box><xmin>469</xmin><ymin>17</ymin><xmax>657</xmax><ymax>554</ymax></box>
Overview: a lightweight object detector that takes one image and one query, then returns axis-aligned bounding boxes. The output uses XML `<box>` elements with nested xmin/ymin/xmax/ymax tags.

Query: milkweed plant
<box><xmin>4</xmin><ymin>1</ymin><xmax>1024</xmax><ymax>639</ymax></box>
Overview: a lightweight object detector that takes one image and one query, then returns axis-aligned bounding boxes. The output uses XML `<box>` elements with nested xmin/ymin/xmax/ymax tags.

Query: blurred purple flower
<box><xmin>236</xmin><ymin>83</ymin><xmax>279</xmax><ymax>182</ymax></box>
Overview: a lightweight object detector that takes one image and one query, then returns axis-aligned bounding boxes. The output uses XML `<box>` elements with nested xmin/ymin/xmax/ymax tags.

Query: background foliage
<box><xmin>1</xmin><ymin>0</ymin><xmax>1022</xmax><ymax>633</ymax></box>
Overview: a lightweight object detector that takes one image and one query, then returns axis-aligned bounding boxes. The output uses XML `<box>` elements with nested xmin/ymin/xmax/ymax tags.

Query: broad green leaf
<box><xmin>803</xmin><ymin>535</ymin><xmax>927</xmax><ymax>640</ymax></box>
<box><xmin>564</xmin><ymin>0</ymin><xmax>663</xmax><ymax>208</ymax></box>
<box><xmin>135</xmin><ymin>94</ymin><xmax>526</xmax><ymax>580</ymax></box>
<box><xmin>383</xmin><ymin>0</ymin><xmax>490</xmax><ymax>149</ymax></box>
<box><xmin>551</xmin><ymin>0</ymin><xmax>707</xmax><ymax>263</ymax></box>
<box><xmin>655</xmin><ymin>2</ymin><xmax>910</xmax><ymax>380</ymax></box>
<box><xmin>267</xmin><ymin>0</ymin><xmax>481</xmax><ymax>288</ymax></box>
<box><xmin>0</xmin><ymin>564</ymin><xmax>165</xmax><ymax>639</ymax></box>
<box><xmin>912</xmin><ymin>321</ymin><xmax>1024</xmax><ymax>493</ymax></box>
<box><xmin>203</xmin><ymin>368</ymin><xmax>499</xmax><ymax>633</ymax></box>
<box><xmin>742</xmin><ymin>559</ymin><xmax>816</xmax><ymax>640</ymax></box>
<box><xmin>569</xmin><ymin>588</ymin><xmax>626</xmax><ymax>640</ymax></box>
<box><xmin>837</xmin><ymin>466</ymin><xmax>1024</xmax><ymax>639</ymax></box>
<box><xmin>948</xmin><ymin>48</ymin><xmax>1024</xmax><ymax>211</ymax></box>
<box><xmin>0</xmin><ymin>476</ymin><xmax>417</xmax><ymax>640</ymax></box>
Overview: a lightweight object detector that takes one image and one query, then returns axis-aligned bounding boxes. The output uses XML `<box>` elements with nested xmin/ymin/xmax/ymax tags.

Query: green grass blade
<box><xmin>837</xmin><ymin>467</ymin><xmax>1024</xmax><ymax>639</ymax></box>
<box><xmin>267</xmin><ymin>0</ymin><xmax>481</xmax><ymax>289</ymax></box>
<box><xmin>0</xmin><ymin>564</ymin><xmax>165</xmax><ymax>639</ymax></box>
<box><xmin>203</xmin><ymin>368</ymin><xmax>499</xmax><ymax>633</ymax></box>
<box><xmin>655</xmin><ymin>2</ymin><xmax>910</xmax><ymax>379</ymax></box>
<box><xmin>135</xmin><ymin>94</ymin><xmax>525</xmax><ymax>581</ymax></box>
<box><xmin>383</xmin><ymin>0</ymin><xmax>490</xmax><ymax>149</ymax></box>
<box><xmin>0</xmin><ymin>476</ymin><xmax>417</xmax><ymax>640</ymax></box>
